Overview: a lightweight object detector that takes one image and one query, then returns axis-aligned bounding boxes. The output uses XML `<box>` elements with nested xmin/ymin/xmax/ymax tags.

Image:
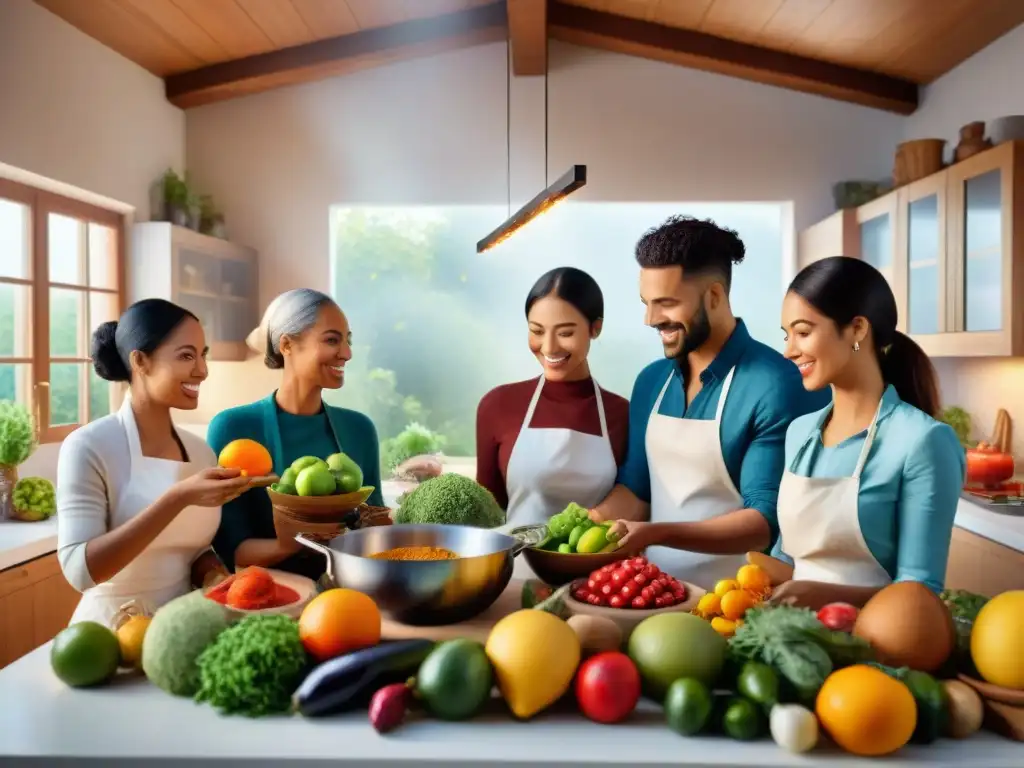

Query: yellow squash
<box><xmin>485</xmin><ymin>609</ymin><xmax>581</xmax><ymax>719</ymax></box>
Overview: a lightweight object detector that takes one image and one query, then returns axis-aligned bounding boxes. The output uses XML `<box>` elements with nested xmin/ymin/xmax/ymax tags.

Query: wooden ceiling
<box><xmin>32</xmin><ymin>0</ymin><xmax>1024</xmax><ymax>113</ymax></box>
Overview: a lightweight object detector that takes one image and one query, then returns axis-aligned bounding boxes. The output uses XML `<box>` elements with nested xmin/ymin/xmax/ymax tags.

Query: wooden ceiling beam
<box><xmin>547</xmin><ymin>1</ymin><xmax>920</xmax><ymax>115</ymax></box>
<box><xmin>507</xmin><ymin>0</ymin><xmax>548</xmax><ymax>76</ymax></box>
<box><xmin>165</xmin><ymin>1</ymin><xmax>508</xmax><ymax>109</ymax></box>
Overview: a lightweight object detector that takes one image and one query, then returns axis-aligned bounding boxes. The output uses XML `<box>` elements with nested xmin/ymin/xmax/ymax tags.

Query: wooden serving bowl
<box><xmin>273</xmin><ymin>503</ymin><xmax>392</xmax><ymax>545</ymax></box>
<box><xmin>267</xmin><ymin>485</ymin><xmax>375</xmax><ymax>520</ymax></box>
<box><xmin>521</xmin><ymin>546</ymin><xmax>630</xmax><ymax>586</ymax></box>
<box><xmin>563</xmin><ymin>578</ymin><xmax>707</xmax><ymax>641</ymax></box>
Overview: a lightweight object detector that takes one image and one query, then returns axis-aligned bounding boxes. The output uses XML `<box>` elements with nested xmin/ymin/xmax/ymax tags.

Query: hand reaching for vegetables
<box><xmin>605</xmin><ymin>520</ymin><xmax>654</xmax><ymax>553</ymax></box>
<box><xmin>767</xmin><ymin>580</ymin><xmax>848</xmax><ymax>611</ymax></box>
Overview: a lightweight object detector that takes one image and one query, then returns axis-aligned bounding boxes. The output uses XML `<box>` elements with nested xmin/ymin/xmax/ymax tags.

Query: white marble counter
<box><xmin>955</xmin><ymin>496</ymin><xmax>1024</xmax><ymax>553</ymax></box>
<box><xmin>0</xmin><ymin>518</ymin><xmax>57</xmax><ymax>571</ymax></box>
<box><xmin>0</xmin><ymin>644</ymin><xmax>1019</xmax><ymax>767</ymax></box>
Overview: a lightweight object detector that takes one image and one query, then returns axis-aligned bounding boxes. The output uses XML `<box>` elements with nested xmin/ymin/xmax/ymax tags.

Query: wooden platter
<box><xmin>958</xmin><ymin>673</ymin><xmax>1024</xmax><ymax>706</ymax></box>
<box><xmin>380</xmin><ymin>579</ymin><xmax>525</xmax><ymax>644</ymax></box>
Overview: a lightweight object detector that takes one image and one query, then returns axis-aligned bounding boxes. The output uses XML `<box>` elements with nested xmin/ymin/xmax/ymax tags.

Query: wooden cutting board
<box><xmin>984</xmin><ymin>699</ymin><xmax>1024</xmax><ymax>742</ymax></box>
<box><xmin>380</xmin><ymin>579</ymin><xmax>526</xmax><ymax>643</ymax></box>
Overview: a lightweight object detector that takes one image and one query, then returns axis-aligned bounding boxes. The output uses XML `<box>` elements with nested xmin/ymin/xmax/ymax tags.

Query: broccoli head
<box><xmin>394</xmin><ymin>473</ymin><xmax>505</xmax><ymax>528</ymax></box>
<box><xmin>547</xmin><ymin>502</ymin><xmax>592</xmax><ymax>538</ymax></box>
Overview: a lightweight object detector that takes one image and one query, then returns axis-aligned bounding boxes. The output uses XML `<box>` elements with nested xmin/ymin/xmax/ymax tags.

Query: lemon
<box><xmin>485</xmin><ymin>609</ymin><xmax>580</xmax><ymax>719</ymax></box>
<box><xmin>971</xmin><ymin>590</ymin><xmax>1024</xmax><ymax>690</ymax></box>
<box><xmin>116</xmin><ymin>615</ymin><xmax>152</xmax><ymax>670</ymax></box>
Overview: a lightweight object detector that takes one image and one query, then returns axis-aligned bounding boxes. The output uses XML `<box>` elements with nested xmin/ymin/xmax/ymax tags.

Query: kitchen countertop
<box><xmin>0</xmin><ymin>644</ymin><xmax>1019</xmax><ymax>767</ymax></box>
<box><xmin>0</xmin><ymin>517</ymin><xmax>57</xmax><ymax>571</ymax></box>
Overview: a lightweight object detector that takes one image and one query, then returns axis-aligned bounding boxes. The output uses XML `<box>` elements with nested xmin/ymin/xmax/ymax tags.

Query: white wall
<box><xmin>0</xmin><ymin>0</ymin><xmax>186</xmax><ymax>479</ymax></box>
<box><xmin>184</xmin><ymin>40</ymin><xmax>903</xmax><ymax>421</ymax></box>
<box><xmin>904</xmin><ymin>22</ymin><xmax>1024</xmax><ymax>453</ymax></box>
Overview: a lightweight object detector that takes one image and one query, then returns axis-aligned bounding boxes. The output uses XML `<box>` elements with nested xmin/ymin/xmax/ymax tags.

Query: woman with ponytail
<box><xmin>769</xmin><ymin>256</ymin><xmax>966</xmax><ymax>609</ymax></box>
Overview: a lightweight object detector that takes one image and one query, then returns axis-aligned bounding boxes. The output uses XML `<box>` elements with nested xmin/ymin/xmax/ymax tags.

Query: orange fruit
<box><xmin>713</xmin><ymin>579</ymin><xmax>740</xmax><ymax>597</ymax></box>
<box><xmin>218</xmin><ymin>439</ymin><xmax>273</xmax><ymax>477</ymax></box>
<box><xmin>816</xmin><ymin>665</ymin><xmax>916</xmax><ymax>756</ymax></box>
<box><xmin>735</xmin><ymin>564</ymin><xmax>771</xmax><ymax>592</ymax></box>
<box><xmin>298</xmin><ymin>588</ymin><xmax>381</xmax><ymax>661</ymax></box>
<box><xmin>719</xmin><ymin>589</ymin><xmax>756</xmax><ymax>621</ymax></box>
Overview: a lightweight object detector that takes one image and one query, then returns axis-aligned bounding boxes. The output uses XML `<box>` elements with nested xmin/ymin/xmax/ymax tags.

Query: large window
<box><xmin>328</xmin><ymin>202</ymin><xmax>787</xmax><ymax>471</ymax></box>
<box><xmin>0</xmin><ymin>178</ymin><xmax>125</xmax><ymax>443</ymax></box>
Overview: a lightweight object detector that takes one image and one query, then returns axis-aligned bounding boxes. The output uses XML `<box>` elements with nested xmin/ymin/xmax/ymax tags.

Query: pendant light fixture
<box><xmin>477</xmin><ymin>34</ymin><xmax>587</xmax><ymax>253</ymax></box>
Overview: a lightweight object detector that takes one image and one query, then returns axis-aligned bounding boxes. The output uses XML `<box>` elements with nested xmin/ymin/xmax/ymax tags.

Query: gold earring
<box><xmin>853</xmin><ymin>341</ymin><xmax>861</xmax><ymax>352</ymax></box>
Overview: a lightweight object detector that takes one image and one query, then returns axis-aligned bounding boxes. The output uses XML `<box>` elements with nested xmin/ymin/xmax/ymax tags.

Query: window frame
<box><xmin>0</xmin><ymin>177</ymin><xmax>126</xmax><ymax>443</ymax></box>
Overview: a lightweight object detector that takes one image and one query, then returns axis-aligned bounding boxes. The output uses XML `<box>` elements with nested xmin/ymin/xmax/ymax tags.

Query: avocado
<box><xmin>414</xmin><ymin>639</ymin><xmax>493</xmax><ymax>721</ymax></box>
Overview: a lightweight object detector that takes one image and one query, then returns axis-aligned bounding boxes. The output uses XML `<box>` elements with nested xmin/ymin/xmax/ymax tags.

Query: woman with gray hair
<box><xmin>207</xmin><ymin>289</ymin><xmax>383</xmax><ymax>579</ymax></box>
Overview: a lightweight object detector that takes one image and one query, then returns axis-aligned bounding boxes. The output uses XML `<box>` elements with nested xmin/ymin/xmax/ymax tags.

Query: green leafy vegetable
<box><xmin>729</xmin><ymin>606</ymin><xmax>836</xmax><ymax>701</ymax></box>
<box><xmin>939</xmin><ymin>407</ymin><xmax>972</xmax><ymax>448</ymax></box>
<box><xmin>546</xmin><ymin>502</ymin><xmax>591</xmax><ymax>539</ymax></box>
<box><xmin>195</xmin><ymin>614</ymin><xmax>308</xmax><ymax>717</ymax></box>
<box><xmin>940</xmin><ymin>589</ymin><xmax>989</xmax><ymax>623</ymax></box>
<box><xmin>797</xmin><ymin>626</ymin><xmax>875</xmax><ymax>667</ymax></box>
<box><xmin>0</xmin><ymin>401</ymin><xmax>37</xmax><ymax>467</ymax></box>
<box><xmin>381</xmin><ymin>422</ymin><xmax>446</xmax><ymax>475</ymax></box>
<box><xmin>394</xmin><ymin>472</ymin><xmax>504</xmax><ymax>528</ymax></box>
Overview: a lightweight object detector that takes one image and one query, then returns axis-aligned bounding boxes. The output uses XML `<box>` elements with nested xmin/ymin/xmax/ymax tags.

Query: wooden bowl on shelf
<box><xmin>563</xmin><ymin>578</ymin><xmax>706</xmax><ymax>640</ymax></box>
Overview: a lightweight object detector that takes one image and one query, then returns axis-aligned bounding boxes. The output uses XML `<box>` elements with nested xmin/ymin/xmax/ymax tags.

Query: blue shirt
<box><xmin>772</xmin><ymin>384</ymin><xmax>967</xmax><ymax>593</ymax></box>
<box><xmin>617</xmin><ymin>319</ymin><xmax>830</xmax><ymax>541</ymax></box>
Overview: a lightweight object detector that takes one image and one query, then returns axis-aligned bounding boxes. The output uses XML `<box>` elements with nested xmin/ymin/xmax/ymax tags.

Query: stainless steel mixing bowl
<box><xmin>295</xmin><ymin>524</ymin><xmax>542</xmax><ymax>626</ymax></box>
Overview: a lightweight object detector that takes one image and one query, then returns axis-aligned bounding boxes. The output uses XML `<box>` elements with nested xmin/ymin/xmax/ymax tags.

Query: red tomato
<box><xmin>816</xmin><ymin>602</ymin><xmax>859</xmax><ymax>633</ymax></box>
<box><xmin>608</xmin><ymin>594</ymin><xmax>625</xmax><ymax>608</ymax></box>
<box><xmin>587</xmin><ymin>578</ymin><xmax>598</xmax><ymax>590</ymax></box>
<box><xmin>650</xmin><ymin>581</ymin><xmax>664</xmax><ymax>596</ymax></box>
<box><xmin>600</xmin><ymin>583</ymin><xmax>614</xmax><ymax>596</ymax></box>
<box><xmin>633</xmin><ymin>573</ymin><xmax>648</xmax><ymax>587</ymax></box>
<box><xmin>592</xmin><ymin>570</ymin><xmax>610</xmax><ymax>584</ymax></box>
<box><xmin>643</xmin><ymin>565</ymin><xmax>660</xmax><ymax>579</ymax></box>
<box><xmin>619</xmin><ymin>583</ymin><xmax>637</xmax><ymax>600</ymax></box>
<box><xmin>631</xmin><ymin>557</ymin><xmax>647</xmax><ymax>569</ymax></box>
<box><xmin>610</xmin><ymin>570</ymin><xmax>629</xmax><ymax>588</ymax></box>
<box><xmin>575</xmin><ymin>652</ymin><xmax>641</xmax><ymax>724</ymax></box>
<box><xmin>631</xmin><ymin>595</ymin><xmax>649</xmax><ymax>609</ymax></box>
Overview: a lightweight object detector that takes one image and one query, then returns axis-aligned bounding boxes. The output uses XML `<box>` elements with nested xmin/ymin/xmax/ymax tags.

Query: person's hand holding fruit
<box><xmin>171</xmin><ymin>467</ymin><xmax>253</xmax><ymax>508</ymax></box>
<box><xmin>605</xmin><ymin>519</ymin><xmax>659</xmax><ymax>554</ymax></box>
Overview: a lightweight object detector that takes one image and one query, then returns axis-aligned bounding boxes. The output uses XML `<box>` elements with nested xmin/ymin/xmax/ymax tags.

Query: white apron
<box><xmin>776</xmin><ymin>399</ymin><xmax>891</xmax><ymax>587</ymax></box>
<box><xmin>503</xmin><ymin>376</ymin><xmax>618</xmax><ymax>531</ymax></box>
<box><xmin>69</xmin><ymin>404</ymin><xmax>221</xmax><ymax>627</ymax></box>
<box><xmin>645</xmin><ymin>366</ymin><xmax>746</xmax><ymax>585</ymax></box>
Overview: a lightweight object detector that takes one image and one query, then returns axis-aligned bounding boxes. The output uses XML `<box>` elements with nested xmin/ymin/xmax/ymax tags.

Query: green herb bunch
<box><xmin>728</xmin><ymin>605</ymin><xmax>874</xmax><ymax>702</ymax></box>
<box><xmin>0</xmin><ymin>400</ymin><xmax>37</xmax><ymax>467</ymax></box>
<box><xmin>194</xmin><ymin>614</ymin><xmax>308</xmax><ymax>717</ymax></box>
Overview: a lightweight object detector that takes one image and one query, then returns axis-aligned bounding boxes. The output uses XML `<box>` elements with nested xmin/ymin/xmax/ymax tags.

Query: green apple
<box><xmin>291</xmin><ymin>456</ymin><xmax>327</xmax><ymax>474</ymax></box>
<box><xmin>326</xmin><ymin>452</ymin><xmax>363</xmax><ymax>493</ymax></box>
<box><xmin>280</xmin><ymin>467</ymin><xmax>299</xmax><ymax>487</ymax></box>
<box><xmin>295</xmin><ymin>464</ymin><xmax>337</xmax><ymax>497</ymax></box>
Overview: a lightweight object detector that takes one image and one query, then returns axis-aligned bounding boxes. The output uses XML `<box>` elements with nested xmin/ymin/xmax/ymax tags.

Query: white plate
<box><xmin>207</xmin><ymin>569</ymin><xmax>316</xmax><ymax>619</ymax></box>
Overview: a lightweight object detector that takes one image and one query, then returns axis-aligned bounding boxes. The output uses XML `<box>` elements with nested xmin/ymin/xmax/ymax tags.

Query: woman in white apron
<box><xmin>769</xmin><ymin>256</ymin><xmax>965</xmax><ymax>609</ymax></box>
<box><xmin>57</xmin><ymin>299</ymin><xmax>252</xmax><ymax>627</ymax></box>
<box><xmin>475</xmin><ymin>268</ymin><xmax>629</xmax><ymax>549</ymax></box>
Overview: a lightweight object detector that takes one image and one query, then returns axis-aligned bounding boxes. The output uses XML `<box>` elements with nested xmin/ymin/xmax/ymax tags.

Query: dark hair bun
<box><xmin>91</xmin><ymin>321</ymin><xmax>130</xmax><ymax>382</ymax></box>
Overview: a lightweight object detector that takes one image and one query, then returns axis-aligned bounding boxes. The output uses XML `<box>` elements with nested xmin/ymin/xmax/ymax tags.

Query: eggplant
<box><xmin>293</xmin><ymin>638</ymin><xmax>435</xmax><ymax>717</ymax></box>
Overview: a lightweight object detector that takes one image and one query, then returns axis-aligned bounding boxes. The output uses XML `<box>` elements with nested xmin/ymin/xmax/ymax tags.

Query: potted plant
<box><xmin>161</xmin><ymin>169</ymin><xmax>191</xmax><ymax>227</ymax></box>
<box><xmin>199</xmin><ymin>195</ymin><xmax>227</xmax><ymax>238</ymax></box>
<box><xmin>0</xmin><ymin>400</ymin><xmax>38</xmax><ymax>521</ymax></box>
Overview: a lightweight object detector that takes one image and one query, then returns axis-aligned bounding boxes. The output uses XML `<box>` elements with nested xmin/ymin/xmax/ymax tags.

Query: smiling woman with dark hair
<box><xmin>767</xmin><ymin>256</ymin><xmax>966</xmax><ymax>609</ymax></box>
<box><xmin>57</xmin><ymin>299</ymin><xmax>251</xmax><ymax>626</ymax></box>
<box><xmin>475</xmin><ymin>267</ymin><xmax>629</xmax><ymax>529</ymax></box>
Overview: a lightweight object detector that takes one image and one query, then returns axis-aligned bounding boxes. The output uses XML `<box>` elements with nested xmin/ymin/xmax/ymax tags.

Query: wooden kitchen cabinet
<box><xmin>130</xmin><ymin>223</ymin><xmax>260</xmax><ymax>361</ymax></box>
<box><xmin>945</xmin><ymin>527</ymin><xmax>1024</xmax><ymax>597</ymax></box>
<box><xmin>797</xmin><ymin>140</ymin><xmax>1024</xmax><ymax>357</ymax></box>
<box><xmin>0</xmin><ymin>552</ymin><xmax>80</xmax><ymax>669</ymax></box>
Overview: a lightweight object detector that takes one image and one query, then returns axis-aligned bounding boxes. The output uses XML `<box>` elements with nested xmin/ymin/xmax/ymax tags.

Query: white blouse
<box><xmin>56</xmin><ymin>411</ymin><xmax>216</xmax><ymax>592</ymax></box>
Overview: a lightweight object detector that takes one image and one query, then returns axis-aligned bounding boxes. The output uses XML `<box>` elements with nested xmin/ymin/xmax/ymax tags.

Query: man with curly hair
<box><xmin>591</xmin><ymin>216</ymin><xmax>829</xmax><ymax>583</ymax></box>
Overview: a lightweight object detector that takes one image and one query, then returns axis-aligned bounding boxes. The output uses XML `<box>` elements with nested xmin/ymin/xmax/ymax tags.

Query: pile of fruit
<box><xmin>571</xmin><ymin>557</ymin><xmax>688</xmax><ymax>610</ymax></box>
<box><xmin>692</xmin><ymin>563</ymin><xmax>774</xmax><ymax>637</ymax></box>
<box><xmin>280</xmin><ymin>454</ymin><xmax>366</xmax><ymax>498</ymax></box>
<box><xmin>534</xmin><ymin>502</ymin><xmax>619</xmax><ymax>554</ymax></box>
<box><xmin>10</xmin><ymin>476</ymin><xmax>56</xmax><ymax>522</ymax></box>
<box><xmin>46</xmin><ymin>565</ymin><xmax>1024</xmax><ymax>758</ymax></box>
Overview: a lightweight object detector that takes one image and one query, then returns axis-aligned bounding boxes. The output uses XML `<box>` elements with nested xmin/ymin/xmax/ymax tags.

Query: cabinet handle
<box><xmin>34</xmin><ymin>382</ymin><xmax>50</xmax><ymax>438</ymax></box>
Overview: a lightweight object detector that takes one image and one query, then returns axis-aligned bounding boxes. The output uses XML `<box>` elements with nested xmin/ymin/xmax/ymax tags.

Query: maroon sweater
<box><xmin>475</xmin><ymin>377</ymin><xmax>630</xmax><ymax>510</ymax></box>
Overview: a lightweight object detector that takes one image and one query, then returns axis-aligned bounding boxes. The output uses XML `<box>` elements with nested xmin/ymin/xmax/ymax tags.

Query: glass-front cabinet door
<box><xmin>943</xmin><ymin>141</ymin><xmax>1018</xmax><ymax>356</ymax></box>
<box><xmin>899</xmin><ymin>176</ymin><xmax>946</xmax><ymax>337</ymax></box>
<box><xmin>855</xmin><ymin>193</ymin><xmax>905</xmax><ymax>330</ymax></box>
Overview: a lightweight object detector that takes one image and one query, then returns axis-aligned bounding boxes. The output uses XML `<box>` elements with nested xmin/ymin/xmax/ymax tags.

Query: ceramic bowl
<box><xmin>521</xmin><ymin>546</ymin><xmax>630</xmax><ymax>586</ymax></box>
<box><xmin>563</xmin><ymin>578</ymin><xmax>707</xmax><ymax>640</ymax></box>
<box><xmin>206</xmin><ymin>569</ymin><xmax>316</xmax><ymax>619</ymax></box>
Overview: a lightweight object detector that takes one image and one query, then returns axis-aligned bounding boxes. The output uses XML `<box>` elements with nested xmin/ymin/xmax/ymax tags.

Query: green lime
<box><xmin>415</xmin><ymin>639</ymin><xmax>493</xmax><ymax>721</ymax></box>
<box><xmin>664</xmin><ymin>678</ymin><xmax>713</xmax><ymax>736</ymax></box>
<box><xmin>568</xmin><ymin>525</ymin><xmax>587</xmax><ymax>551</ymax></box>
<box><xmin>737</xmin><ymin>661</ymin><xmax>779</xmax><ymax>708</ymax></box>
<box><xmin>51</xmin><ymin>622</ymin><xmax>121</xmax><ymax>688</ymax></box>
<box><xmin>557</xmin><ymin>543</ymin><xmax>572</xmax><ymax>554</ymax></box>
<box><xmin>722</xmin><ymin>697</ymin><xmax>762</xmax><ymax>741</ymax></box>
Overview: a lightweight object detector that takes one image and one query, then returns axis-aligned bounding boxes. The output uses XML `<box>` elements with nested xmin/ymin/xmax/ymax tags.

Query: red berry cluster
<box><xmin>572</xmin><ymin>557</ymin><xmax>688</xmax><ymax>610</ymax></box>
